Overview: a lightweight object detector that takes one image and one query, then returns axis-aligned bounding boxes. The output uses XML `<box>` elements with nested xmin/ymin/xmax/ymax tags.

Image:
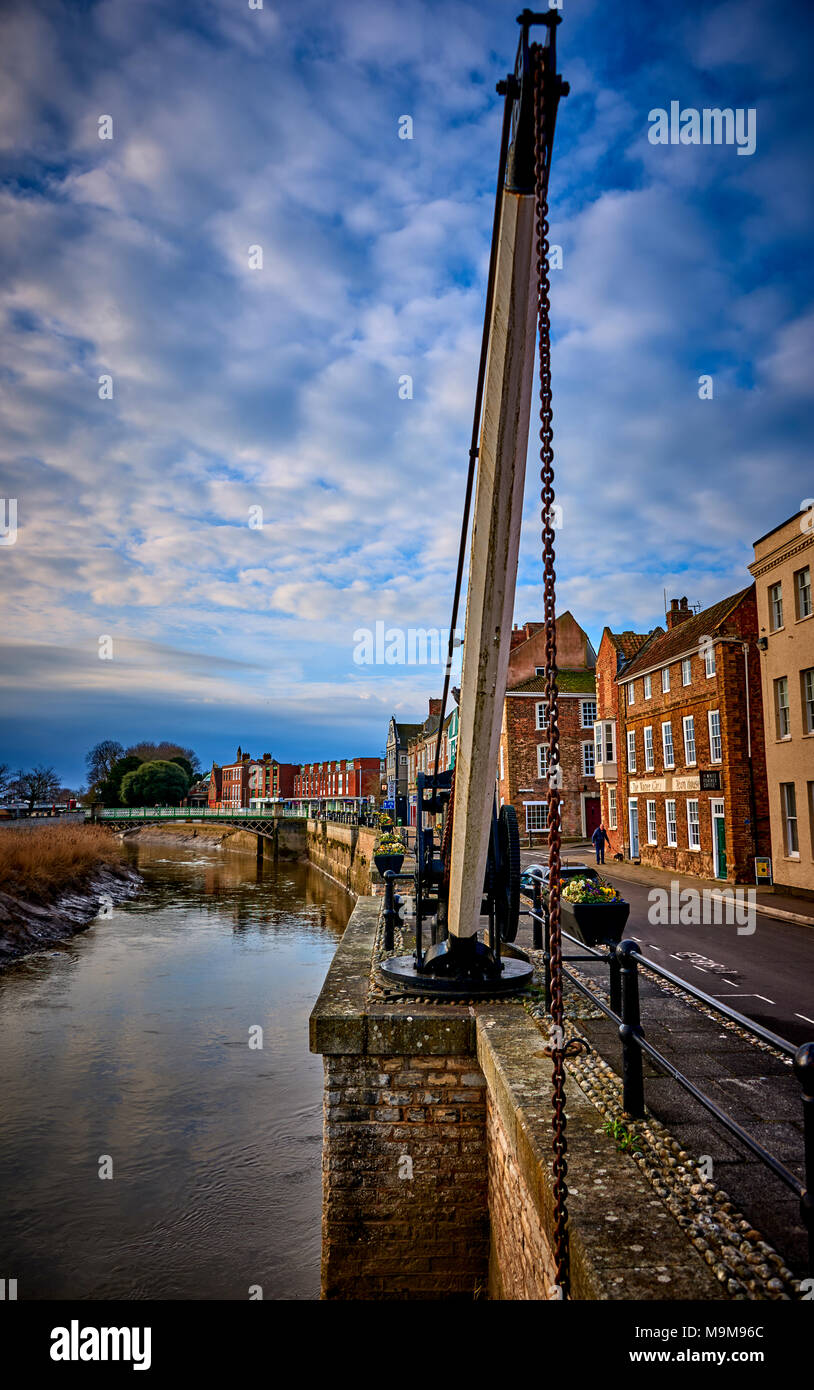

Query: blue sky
<box><xmin>1</xmin><ymin>0</ymin><xmax>813</xmax><ymax>786</ymax></box>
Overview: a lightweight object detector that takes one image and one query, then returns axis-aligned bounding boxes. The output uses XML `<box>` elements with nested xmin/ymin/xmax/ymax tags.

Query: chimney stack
<box><xmin>666</xmin><ymin>597</ymin><xmax>692</xmax><ymax>631</ymax></box>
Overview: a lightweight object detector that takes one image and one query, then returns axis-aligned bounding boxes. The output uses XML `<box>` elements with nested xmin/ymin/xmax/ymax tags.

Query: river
<box><xmin>0</xmin><ymin>840</ymin><xmax>353</xmax><ymax>1300</ymax></box>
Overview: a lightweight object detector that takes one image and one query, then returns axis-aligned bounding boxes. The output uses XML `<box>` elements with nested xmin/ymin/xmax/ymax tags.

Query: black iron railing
<box><xmin>521</xmin><ymin>879</ymin><xmax>814</xmax><ymax>1275</ymax></box>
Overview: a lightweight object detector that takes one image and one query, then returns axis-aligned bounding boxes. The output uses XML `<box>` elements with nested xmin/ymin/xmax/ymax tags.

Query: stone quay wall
<box><xmin>305</xmin><ymin>820</ymin><xmax>378</xmax><ymax>897</ymax></box>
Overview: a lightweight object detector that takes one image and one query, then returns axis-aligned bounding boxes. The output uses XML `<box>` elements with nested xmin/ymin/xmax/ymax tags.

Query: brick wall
<box><xmin>322</xmin><ymin>1054</ymin><xmax>489</xmax><ymax>1299</ymax></box>
<box><xmin>487</xmin><ymin>1090</ymin><xmax>556</xmax><ymax>1299</ymax></box>
<box><xmin>499</xmin><ymin>693</ymin><xmax>598</xmax><ymax>841</ymax></box>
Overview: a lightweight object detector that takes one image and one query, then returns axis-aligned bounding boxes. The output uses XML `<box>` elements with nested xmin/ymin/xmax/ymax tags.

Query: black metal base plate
<box><xmin>379</xmin><ymin>950</ymin><xmax>533</xmax><ymax>999</ymax></box>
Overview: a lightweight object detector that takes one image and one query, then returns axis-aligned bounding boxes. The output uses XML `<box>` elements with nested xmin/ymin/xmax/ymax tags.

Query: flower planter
<box><xmin>561</xmin><ymin>895</ymin><xmax>630</xmax><ymax>948</ymax></box>
<box><xmin>374</xmin><ymin>853</ymin><xmax>404</xmax><ymax>877</ymax></box>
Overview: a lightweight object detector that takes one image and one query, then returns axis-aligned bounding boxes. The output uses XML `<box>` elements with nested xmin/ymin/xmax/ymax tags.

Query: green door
<box><xmin>714</xmin><ymin>814</ymin><xmax>727</xmax><ymax>880</ymax></box>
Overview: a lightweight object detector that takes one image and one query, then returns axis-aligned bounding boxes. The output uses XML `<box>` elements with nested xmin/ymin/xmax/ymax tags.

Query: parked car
<box><xmin>521</xmin><ymin>862</ymin><xmax>601</xmax><ymax>927</ymax></box>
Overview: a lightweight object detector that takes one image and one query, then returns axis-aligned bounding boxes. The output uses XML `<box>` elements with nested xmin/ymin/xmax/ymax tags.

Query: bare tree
<box><xmin>85</xmin><ymin>740</ymin><xmax>125</xmax><ymax>787</ymax></box>
<box><xmin>0</xmin><ymin>763</ymin><xmax>10</xmax><ymax>801</ymax></box>
<box><xmin>12</xmin><ymin>765</ymin><xmax>62</xmax><ymax>813</ymax></box>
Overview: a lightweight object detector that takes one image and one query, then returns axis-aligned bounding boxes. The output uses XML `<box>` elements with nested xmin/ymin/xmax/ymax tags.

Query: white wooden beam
<box><xmin>447</xmin><ymin>189</ymin><xmax>538</xmax><ymax>939</ymax></box>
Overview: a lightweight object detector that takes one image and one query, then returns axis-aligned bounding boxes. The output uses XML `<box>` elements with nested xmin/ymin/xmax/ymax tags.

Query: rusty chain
<box><xmin>533</xmin><ymin>42</ymin><xmax>569</xmax><ymax>1299</ymax></box>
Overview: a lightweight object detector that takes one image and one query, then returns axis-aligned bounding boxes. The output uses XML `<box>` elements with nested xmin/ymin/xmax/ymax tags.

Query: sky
<box><xmin>1</xmin><ymin>0</ymin><xmax>813</xmax><ymax>787</ymax></box>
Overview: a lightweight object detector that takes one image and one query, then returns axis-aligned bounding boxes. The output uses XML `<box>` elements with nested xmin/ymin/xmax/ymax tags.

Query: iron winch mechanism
<box><xmin>379</xmin><ymin>8</ymin><xmax>567</xmax><ymax>1001</ymax></box>
<box><xmin>380</xmin><ymin>770</ymin><xmax>527</xmax><ymax>997</ymax></box>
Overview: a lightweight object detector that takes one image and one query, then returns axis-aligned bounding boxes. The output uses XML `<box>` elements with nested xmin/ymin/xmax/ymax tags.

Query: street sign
<box><xmin>754</xmin><ymin>856</ymin><xmax>772</xmax><ymax>885</ymax></box>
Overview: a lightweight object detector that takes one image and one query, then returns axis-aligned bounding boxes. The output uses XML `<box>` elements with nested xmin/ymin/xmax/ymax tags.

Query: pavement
<box><xmin>510</xmin><ymin>857</ymin><xmax>811</xmax><ymax>1278</ymax></box>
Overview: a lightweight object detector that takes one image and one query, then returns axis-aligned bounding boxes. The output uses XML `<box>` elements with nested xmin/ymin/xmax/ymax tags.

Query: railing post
<box><xmin>532</xmin><ymin>874</ymin><xmax>543</xmax><ymax>951</ymax></box>
<box><xmin>617</xmin><ymin>939</ymin><xmax>645</xmax><ymax>1119</ymax></box>
<box><xmin>793</xmin><ymin>1042</ymin><xmax>814</xmax><ymax>1275</ymax></box>
<box><xmin>608</xmin><ymin>945</ymin><xmax>621</xmax><ymax>1017</ymax></box>
<box><xmin>383</xmin><ymin>871</ymin><xmax>396</xmax><ymax>951</ymax></box>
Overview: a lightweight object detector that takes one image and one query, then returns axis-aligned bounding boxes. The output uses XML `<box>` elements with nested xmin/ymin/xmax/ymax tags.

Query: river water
<box><xmin>0</xmin><ymin>840</ymin><xmax>353</xmax><ymax>1300</ymax></box>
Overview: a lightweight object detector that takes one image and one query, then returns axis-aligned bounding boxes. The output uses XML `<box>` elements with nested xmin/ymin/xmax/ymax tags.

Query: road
<box><xmin>520</xmin><ymin>845</ymin><xmax>814</xmax><ymax>1048</ymax></box>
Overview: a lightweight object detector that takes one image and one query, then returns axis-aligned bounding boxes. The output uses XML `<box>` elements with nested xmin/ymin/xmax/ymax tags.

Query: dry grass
<box><xmin>0</xmin><ymin>823</ymin><xmax>123</xmax><ymax>900</ymax></box>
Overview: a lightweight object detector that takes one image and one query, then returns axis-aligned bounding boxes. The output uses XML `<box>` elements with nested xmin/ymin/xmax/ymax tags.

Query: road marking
<box><xmin>723</xmin><ymin>979</ymin><xmax>738</xmax><ymax>986</ymax></box>
<box><xmin>647</xmin><ymin>943</ymin><xmax>662</xmax><ymax>951</ymax></box>
<box><xmin>796</xmin><ymin>1013</ymin><xmax>814</xmax><ymax>1026</ymax></box>
<box><xmin>691</xmin><ymin>964</ymin><xmax>708</xmax><ymax>974</ymax></box>
<box><xmin>716</xmin><ymin>992</ymin><xmax>776</xmax><ymax>1005</ymax></box>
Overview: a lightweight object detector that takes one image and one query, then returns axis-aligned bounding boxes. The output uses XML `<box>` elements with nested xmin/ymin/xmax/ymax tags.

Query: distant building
<box><xmin>292</xmin><ymin>757</ymin><xmax>381</xmax><ymax>810</ymax></box>
<box><xmin>497</xmin><ymin>614</ymin><xmax>600</xmax><ymax>842</ymax></box>
<box><xmin>248</xmin><ymin>754</ymin><xmax>297</xmax><ymax>808</ymax></box>
<box><xmin>749</xmin><ymin>510</ymin><xmax>814</xmax><ymax>895</ymax></box>
<box><xmin>385</xmin><ymin>716</ymin><xmax>421</xmax><ymax>821</ymax></box>
<box><xmin>406</xmin><ymin>699</ymin><xmax>458</xmax><ymax>826</ymax></box>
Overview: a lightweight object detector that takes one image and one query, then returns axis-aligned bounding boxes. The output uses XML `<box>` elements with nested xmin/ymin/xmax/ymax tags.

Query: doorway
<box><xmin>628</xmin><ymin>798</ymin><xmax>639</xmax><ymax>859</ymax></box>
<box><xmin>584</xmin><ymin>796</ymin><xmax>601</xmax><ymax>839</ymax></box>
<box><xmin>711</xmin><ymin>799</ymin><xmax>726</xmax><ymax>880</ymax></box>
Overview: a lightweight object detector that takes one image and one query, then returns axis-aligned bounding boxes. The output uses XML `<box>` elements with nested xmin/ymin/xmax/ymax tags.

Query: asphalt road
<box><xmin>520</xmin><ymin>846</ymin><xmax>814</xmax><ymax>1048</ymax></box>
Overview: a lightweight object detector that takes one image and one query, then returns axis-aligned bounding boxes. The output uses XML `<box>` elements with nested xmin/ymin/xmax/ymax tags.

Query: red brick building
<box><xmin>497</xmin><ymin>613</ymin><xmax>600</xmax><ymax>843</ymax></box>
<box><xmin>293</xmin><ymin>757</ymin><xmax>381</xmax><ymax>807</ymax></box>
<box><xmin>207</xmin><ymin>749</ymin><xmax>297</xmax><ymax>810</ymax></box>
<box><xmin>610</xmin><ymin>589</ymin><xmax>770</xmax><ymax>882</ymax></box>
<box><xmin>248</xmin><ymin>754</ymin><xmax>297</xmax><ymax>807</ymax></box>
<box><xmin>593</xmin><ymin>627</ymin><xmax>654</xmax><ymax>858</ymax></box>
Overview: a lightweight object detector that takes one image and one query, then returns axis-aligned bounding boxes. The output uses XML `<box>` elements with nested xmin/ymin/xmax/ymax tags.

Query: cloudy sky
<box><xmin>1</xmin><ymin>0</ymin><xmax>812</xmax><ymax>787</ymax></box>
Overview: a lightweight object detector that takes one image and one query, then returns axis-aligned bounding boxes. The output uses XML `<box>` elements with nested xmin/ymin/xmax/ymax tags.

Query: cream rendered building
<box><xmin>749</xmin><ymin>509</ymin><xmax>814</xmax><ymax>894</ymax></box>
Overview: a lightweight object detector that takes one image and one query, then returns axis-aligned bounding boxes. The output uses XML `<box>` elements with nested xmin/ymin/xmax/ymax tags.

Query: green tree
<box><xmin>169</xmin><ymin>755</ymin><xmax>194</xmax><ymax>780</ymax></box>
<box><xmin>120</xmin><ymin>760</ymin><xmax>191</xmax><ymax>807</ymax></box>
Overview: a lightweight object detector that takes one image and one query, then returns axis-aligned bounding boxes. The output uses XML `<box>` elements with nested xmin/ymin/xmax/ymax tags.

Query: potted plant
<box><xmin>559</xmin><ymin>875</ymin><xmax>630</xmax><ymax>947</ymax></box>
<box><xmin>373</xmin><ymin>824</ymin><xmax>405</xmax><ymax>877</ymax></box>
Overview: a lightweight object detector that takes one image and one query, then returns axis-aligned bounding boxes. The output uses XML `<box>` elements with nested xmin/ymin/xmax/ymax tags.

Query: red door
<box><xmin>585</xmin><ymin>797</ymin><xmax>601</xmax><ymax>839</ymax></box>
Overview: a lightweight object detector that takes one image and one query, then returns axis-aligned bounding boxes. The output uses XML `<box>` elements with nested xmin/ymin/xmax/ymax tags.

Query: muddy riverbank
<box><xmin>0</xmin><ymin>862</ymin><xmax>141</xmax><ymax>964</ymax></box>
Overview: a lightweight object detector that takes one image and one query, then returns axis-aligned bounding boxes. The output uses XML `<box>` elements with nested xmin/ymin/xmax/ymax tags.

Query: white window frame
<box><xmin>682</xmin><ymin>657</ymin><xmax>692</xmax><ymax>686</ymax></box>
<box><xmin>525</xmin><ymin>801</ymin><xmax>549</xmax><ymax>833</ymax></box>
<box><xmin>661</xmin><ymin>666</ymin><xmax>670</xmax><ymax>694</ymax></box>
<box><xmin>781</xmin><ymin>783</ymin><xmax>799</xmax><ymax>856</ymax></box>
<box><xmin>796</xmin><ymin>566</ymin><xmax>812</xmax><ymax>620</ymax></box>
<box><xmin>499</xmin><ymin>745</ymin><xmax>505</xmax><ymax>782</ymax></box>
<box><xmin>582</xmin><ymin>741</ymin><xmax>595</xmax><ymax>777</ymax></box>
<box><xmin>804</xmin><ymin>668</ymin><xmax>814</xmax><ymax>735</ymax></box>
<box><xmin>581</xmin><ymin>699</ymin><xmax>597</xmax><ymax>729</ymax></box>
<box><xmin>708</xmin><ymin>709</ymin><xmax>722</xmax><ymax>763</ymax></box>
<box><xmin>643</xmin><ymin>674</ymin><xmax>652</xmax><ymax>700</ymax></box>
<box><xmin>643</xmin><ymin>725</ymin><xmax>655</xmax><ymax>771</ymax></box>
<box><xmin>775</xmin><ymin>677</ymin><xmax>790</xmax><ymax>739</ymax></box>
<box><xmin>627</xmin><ymin>729</ymin><xmax>637</xmax><ymax>773</ymax></box>
<box><xmin>683</xmin><ymin>714</ymin><xmax>696</xmax><ymax>766</ymax></box>
<box><xmin>704</xmin><ymin>645</ymin><xmax>716</xmax><ymax>678</ymax></box>
<box><xmin>608</xmin><ymin>786</ymin><xmax>617</xmax><ymax>831</ymax></box>
<box><xmin>646</xmin><ymin>799</ymin><xmax>658</xmax><ymax>844</ymax></box>
<box><xmin>535</xmin><ymin>701</ymin><xmax>548</xmax><ymax>731</ymax></box>
<box><xmin>665</xmin><ymin>798</ymin><xmax>677</xmax><ymax>847</ymax></box>
<box><xmin>687</xmin><ymin>798</ymin><xmax>701</xmax><ymax>850</ymax></box>
<box><xmin>769</xmin><ymin>581</ymin><xmax>783</xmax><ymax>631</ymax></box>
<box><xmin>627</xmin><ymin>681</ymin><xmax>635</xmax><ymax>705</ymax></box>
<box><xmin>661</xmin><ymin>720</ymin><xmax>675</xmax><ymax>768</ymax></box>
<box><xmin>537</xmin><ymin>744</ymin><xmax>549</xmax><ymax>779</ymax></box>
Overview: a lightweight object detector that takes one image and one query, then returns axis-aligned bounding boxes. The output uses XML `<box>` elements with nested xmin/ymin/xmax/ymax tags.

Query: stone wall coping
<box><xmin>309</xmin><ymin>896</ymin><xmax>475</xmax><ymax>1055</ymax></box>
<box><xmin>475</xmin><ymin>1010</ymin><xmax>725</xmax><ymax>1301</ymax></box>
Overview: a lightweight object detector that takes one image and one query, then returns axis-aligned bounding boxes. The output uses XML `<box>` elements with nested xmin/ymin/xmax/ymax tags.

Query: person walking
<box><xmin>591</xmin><ymin>821</ymin><xmax>610</xmax><ymax>865</ymax></box>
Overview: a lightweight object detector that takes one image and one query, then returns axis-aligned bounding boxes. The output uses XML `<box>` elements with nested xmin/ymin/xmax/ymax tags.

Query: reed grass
<box><xmin>0</xmin><ymin>823</ymin><xmax>123</xmax><ymax>900</ymax></box>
